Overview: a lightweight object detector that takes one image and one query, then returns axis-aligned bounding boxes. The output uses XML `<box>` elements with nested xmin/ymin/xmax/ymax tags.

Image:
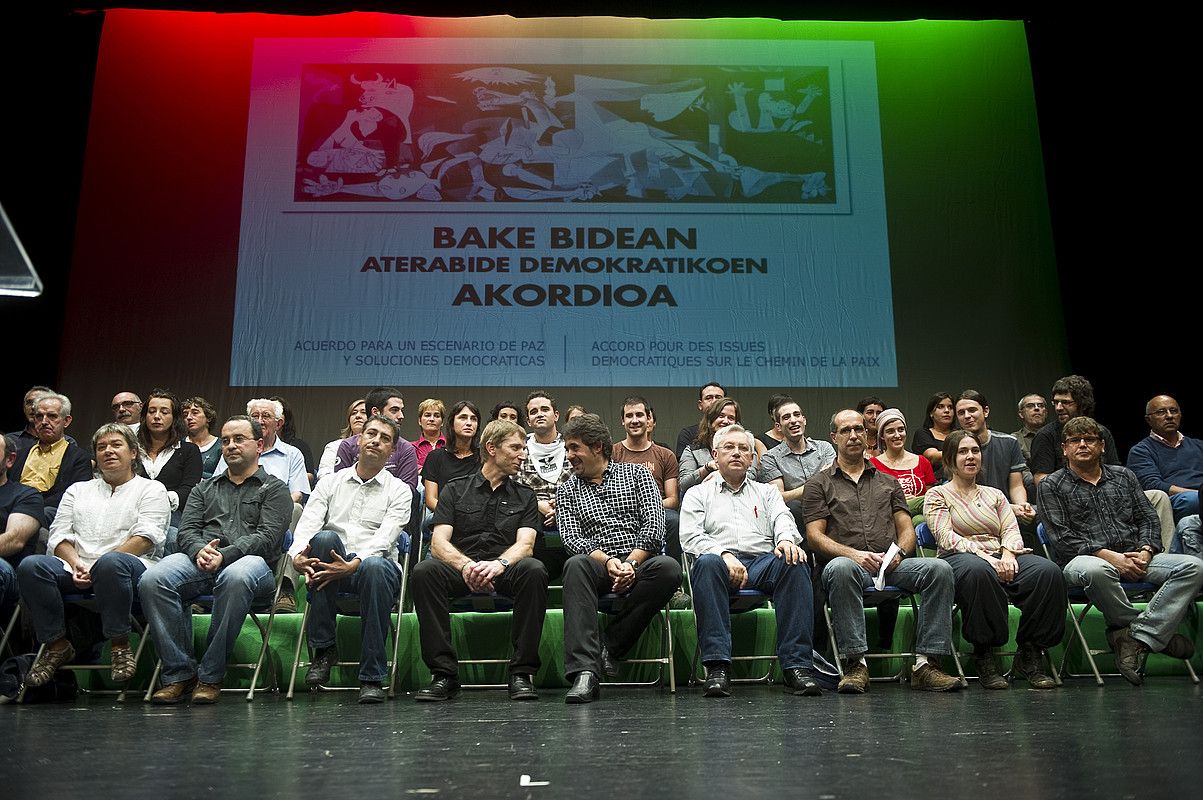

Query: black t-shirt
<box><xmin>433</xmin><ymin>472</ymin><xmax>539</xmax><ymax>561</ymax></box>
<box><xmin>1030</xmin><ymin>420</ymin><xmax>1120</xmax><ymax>475</ymax></box>
<box><xmin>0</xmin><ymin>480</ymin><xmax>45</xmax><ymax>566</ymax></box>
<box><xmin>423</xmin><ymin>448</ymin><xmax>482</xmax><ymax>494</ymax></box>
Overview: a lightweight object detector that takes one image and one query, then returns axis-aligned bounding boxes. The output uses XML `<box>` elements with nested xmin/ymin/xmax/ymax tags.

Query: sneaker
<box><xmin>911</xmin><ymin>661</ymin><xmax>962</xmax><ymax>692</ymax></box>
<box><xmin>110</xmin><ymin>645</ymin><xmax>138</xmax><ymax>683</ymax></box>
<box><xmin>272</xmin><ymin>590</ymin><xmax>298</xmax><ymax>614</ymax></box>
<box><xmin>25</xmin><ymin>642</ymin><xmax>75</xmax><ymax>688</ymax></box>
<box><xmin>703</xmin><ymin>665</ymin><xmax>732</xmax><ymax>697</ymax></box>
<box><xmin>669</xmin><ymin>590</ymin><xmax>693</xmax><ymax>610</ymax></box>
<box><xmin>358</xmin><ymin>681</ymin><xmax>386</xmax><ymax>704</ymax></box>
<box><xmin>837</xmin><ymin>660</ymin><xmax>869</xmax><ymax>694</ymax></box>
<box><xmin>1113</xmin><ymin>628</ymin><xmax>1148</xmax><ymax>686</ymax></box>
<box><xmin>974</xmin><ymin>652</ymin><xmax>1008</xmax><ymax>690</ymax></box>
<box><xmin>306</xmin><ymin>645</ymin><xmax>339</xmax><ymax>686</ymax></box>
<box><xmin>1013</xmin><ymin>643</ymin><xmax>1056</xmax><ymax>690</ymax></box>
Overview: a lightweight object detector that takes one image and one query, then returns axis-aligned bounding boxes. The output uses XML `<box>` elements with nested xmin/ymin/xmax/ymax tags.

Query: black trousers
<box><xmin>943</xmin><ymin>552</ymin><xmax>1067</xmax><ymax>649</ymax></box>
<box><xmin>411</xmin><ymin>557</ymin><xmax>548</xmax><ymax>677</ymax></box>
<box><xmin>562</xmin><ymin>554</ymin><xmax>681</xmax><ymax>677</ymax></box>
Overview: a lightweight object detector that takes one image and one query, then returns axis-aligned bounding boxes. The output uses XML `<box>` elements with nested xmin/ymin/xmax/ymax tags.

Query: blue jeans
<box><xmin>17</xmin><ymin>552</ymin><xmax>145</xmax><ymax>643</ymax></box>
<box><xmin>691</xmin><ymin>551</ymin><xmax>814</xmax><ymax>669</ymax></box>
<box><xmin>1175</xmin><ymin>514</ymin><xmax>1201</xmax><ymax>557</ymax></box>
<box><xmin>1063</xmin><ymin>553</ymin><xmax>1203</xmax><ymax>651</ymax></box>
<box><xmin>820</xmin><ymin>556</ymin><xmax>954</xmax><ymax>658</ymax></box>
<box><xmin>304</xmin><ymin>531</ymin><xmax>401</xmax><ymax>683</ymax></box>
<box><xmin>1171</xmin><ymin>491</ymin><xmax>1199</xmax><ymax>523</ymax></box>
<box><xmin>0</xmin><ymin>559</ymin><xmax>17</xmax><ymax>609</ymax></box>
<box><xmin>139</xmin><ymin>552</ymin><xmax>276</xmax><ymax>685</ymax></box>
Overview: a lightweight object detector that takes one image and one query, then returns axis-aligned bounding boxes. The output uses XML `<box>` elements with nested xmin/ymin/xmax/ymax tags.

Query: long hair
<box><xmin>444</xmin><ymin>400</ymin><xmax>482</xmax><ymax>452</ymax></box>
<box><xmin>137</xmin><ymin>389</ymin><xmax>186</xmax><ymax>452</ymax></box>
<box><xmin>694</xmin><ymin>397</ymin><xmax>741</xmax><ymax>449</ymax></box>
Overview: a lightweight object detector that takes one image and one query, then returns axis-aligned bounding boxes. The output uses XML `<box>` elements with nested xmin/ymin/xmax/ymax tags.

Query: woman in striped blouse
<box><xmin>923</xmin><ymin>430</ymin><xmax>1066</xmax><ymax>690</ymax></box>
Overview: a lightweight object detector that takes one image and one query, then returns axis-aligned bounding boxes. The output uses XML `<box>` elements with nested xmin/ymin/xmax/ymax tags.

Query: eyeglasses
<box><xmin>221</xmin><ymin>435</ymin><xmax>256</xmax><ymax>445</ymax></box>
<box><xmin>1147</xmin><ymin>408</ymin><xmax>1181</xmax><ymax>418</ymax></box>
<box><xmin>836</xmin><ymin>425</ymin><xmax>866</xmax><ymax>436</ymax></box>
<box><xmin>1064</xmin><ymin>436</ymin><xmax>1101</xmax><ymax>446</ymax></box>
<box><xmin>111</xmin><ymin>400</ymin><xmax>141</xmax><ymax>410</ymax></box>
<box><xmin>1022</xmin><ymin>402</ymin><xmax>1046</xmax><ymax>410</ymax></box>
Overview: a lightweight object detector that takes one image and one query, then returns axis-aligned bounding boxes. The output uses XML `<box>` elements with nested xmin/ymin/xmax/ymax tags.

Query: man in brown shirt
<box><xmin>802</xmin><ymin>409</ymin><xmax>959</xmax><ymax>693</ymax></box>
<box><xmin>612</xmin><ymin>396</ymin><xmax>680</xmax><ymax>558</ymax></box>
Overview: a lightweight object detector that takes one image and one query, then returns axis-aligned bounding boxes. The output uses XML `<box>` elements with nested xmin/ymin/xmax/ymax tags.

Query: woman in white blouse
<box><xmin>17</xmin><ymin>423</ymin><xmax>170</xmax><ymax>688</ymax></box>
<box><xmin>317</xmin><ymin>398</ymin><xmax>367</xmax><ymax>481</ymax></box>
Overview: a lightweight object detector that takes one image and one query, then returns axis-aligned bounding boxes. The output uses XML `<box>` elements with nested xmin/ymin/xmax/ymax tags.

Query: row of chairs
<box><xmin>915</xmin><ymin>522</ymin><xmax>1199</xmax><ymax>686</ymax></box>
<box><xmin>5</xmin><ymin>519</ymin><xmax>1199</xmax><ymax>700</ymax></box>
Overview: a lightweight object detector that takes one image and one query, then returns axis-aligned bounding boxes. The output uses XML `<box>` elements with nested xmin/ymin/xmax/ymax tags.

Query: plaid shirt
<box><xmin>1038</xmin><ymin>464</ymin><xmax>1161</xmax><ymax>565</ymax></box>
<box><xmin>556</xmin><ymin>461</ymin><xmax>665</xmax><ymax>557</ymax></box>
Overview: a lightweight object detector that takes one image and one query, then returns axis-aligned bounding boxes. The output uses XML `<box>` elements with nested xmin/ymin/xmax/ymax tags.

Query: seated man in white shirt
<box><xmin>18</xmin><ymin>423</ymin><xmax>169</xmax><ymax>687</ymax></box>
<box><xmin>290</xmin><ymin>416</ymin><xmax>412</xmax><ymax>704</ymax></box>
<box><xmin>681</xmin><ymin>423</ymin><xmax>821</xmax><ymax>698</ymax></box>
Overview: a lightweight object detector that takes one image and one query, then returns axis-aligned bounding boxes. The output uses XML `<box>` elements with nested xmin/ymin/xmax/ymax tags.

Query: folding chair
<box><xmin>0</xmin><ymin>604</ymin><xmax>20</xmax><ymax>658</ymax></box>
<box><xmin>682</xmin><ymin>552</ymin><xmax>775</xmax><ymax>686</ymax></box>
<box><xmin>442</xmin><ymin>591</ymin><xmax>518</xmax><ymax>690</ymax></box>
<box><xmin>820</xmin><ymin>563</ymin><xmax>919</xmax><ymax>683</ymax></box>
<box><xmin>1037</xmin><ymin>523</ymin><xmax>1196</xmax><ymax>685</ymax></box>
<box><xmin>17</xmin><ymin>594</ymin><xmax>153</xmax><ymax>703</ymax></box>
<box><xmin>915</xmin><ymin>522</ymin><xmax>1061</xmax><ymax>687</ymax></box>
<box><xmin>286</xmin><ymin>529</ymin><xmax>414</xmax><ymax>699</ymax></box>
<box><xmin>143</xmin><ymin>533</ymin><xmax>293</xmax><ymax>702</ymax></box>
<box><xmin>597</xmin><ymin>591</ymin><xmax>676</xmax><ymax>693</ymax></box>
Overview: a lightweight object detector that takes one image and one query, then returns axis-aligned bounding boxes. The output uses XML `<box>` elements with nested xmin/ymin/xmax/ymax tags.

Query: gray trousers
<box><xmin>1062</xmin><ymin>553</ymin><xmax>1203</xmax><ymax>651</ymax></box>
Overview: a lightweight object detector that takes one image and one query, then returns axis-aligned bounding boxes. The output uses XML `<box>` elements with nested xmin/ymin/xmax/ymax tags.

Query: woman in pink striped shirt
<box><xmin>923</xmin><ymin>430</ymin><xmax>1066</xmax><ymax>690</ymax></box>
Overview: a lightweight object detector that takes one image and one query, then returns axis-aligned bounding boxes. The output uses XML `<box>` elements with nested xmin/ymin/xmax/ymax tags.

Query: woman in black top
<box><xmin>137</xmin><ymin>388</ymin><xmax>202</xmax><ymax>530</ymax></box>
<box><xmin>422</xmin><ymin>400</ymin><xmax>483</xmax><ymax>515</ymax></box>
<box><xmin>911</xmin><ymin>391</ymin><xmax>956</xmax><ymax>471</ymax></box>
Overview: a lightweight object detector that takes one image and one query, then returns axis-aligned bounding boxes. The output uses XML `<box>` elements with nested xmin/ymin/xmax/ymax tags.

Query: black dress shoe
<box><xmin>599</xmin><ymin>644</ymin><xmax>619</xmax><ymax>678</ymax></box>
<box><xmin>509</xmin><ymin>673</ymin><xmax>539</xmax><ymax>701</ymax></box>
<box><xmin>565</xmin><ymin>671</ymin><xmax>600</xmax><ymax>704</ymax></box>
<box><xmin>415</xmin><ymin>674</ymin><xmax>461</xmax><ymax>701</ymax></box>
<box><xmin>358</xmin><ymin>681</ymin><xmax>386</xmax><ymax>704</ymax></box>
<box><xmin>305</xmin><ymin>645</ymin><xmax>339</xmax><ymax>687</ymax></box>
<box><xmin>703</xmin><ymin>665</ymin><xmax>732</xmax><ymax>697</ymax></box>
<box><xmin>782</xmin><ymin>667</ymin><xmax>823</xmax><ymax>696</ymax></box>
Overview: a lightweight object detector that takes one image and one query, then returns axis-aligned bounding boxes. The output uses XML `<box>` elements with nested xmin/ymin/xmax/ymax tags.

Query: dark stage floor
<box><xmin>4</xmin><ymin>681</ymin><xmax>1202</xmax><ymax>799</ymax></box>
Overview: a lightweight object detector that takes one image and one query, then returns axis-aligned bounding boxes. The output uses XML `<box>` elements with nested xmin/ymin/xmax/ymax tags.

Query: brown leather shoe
<box><xmin>911</xmin><ymin>661</ymin><xmax>962</xmax><ymax>692</ymax></box>
<box><xmin>837</xmin><ymin>661</ymin><xmax>870</xmax><ymax>694</ymax></box>
<box><xmin>1113</xmin><ymin>628</ymin><xmax>1148</xmax><ymax>686</ymax></box>
<box><xmin>1160</xmin><ymin>633</ymin><xmax>1195</xmax><ymax>661</ymax></box>
<box><xmin>151</xmin><ymin>677</ymin><xmax>198</xmax><ymax>704</ymax></box>
<box><xmin>191</xmin><ymin>681</ymin><xmax>222</xmax><ymax>704</ymax></box>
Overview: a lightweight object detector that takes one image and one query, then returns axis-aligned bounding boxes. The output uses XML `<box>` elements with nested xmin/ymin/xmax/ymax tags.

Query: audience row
<box><xmin>1</xmin><ymin>376</ymin><xmax>1200</xmax><ymax>703</ymax></box>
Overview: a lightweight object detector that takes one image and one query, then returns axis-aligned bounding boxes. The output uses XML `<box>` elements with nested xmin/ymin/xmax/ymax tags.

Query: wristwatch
<box><xmin>497</xmin><ymin>558</ymin><xmax>510</xmax><ymax>569</ymax></box>
<box><xmin>624</xmin><ymin>559</ymin><xmax>639</xmax><ymax>568</ymax></box>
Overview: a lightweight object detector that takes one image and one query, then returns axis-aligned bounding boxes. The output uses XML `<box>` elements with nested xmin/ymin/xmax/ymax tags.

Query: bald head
<box><xmin>1145</xmin><ymin>395</ymin><xmax>1182</xmax><ymax>440</ymax></box>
